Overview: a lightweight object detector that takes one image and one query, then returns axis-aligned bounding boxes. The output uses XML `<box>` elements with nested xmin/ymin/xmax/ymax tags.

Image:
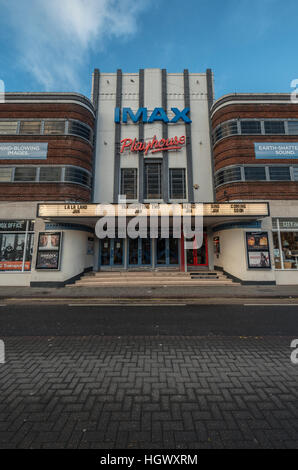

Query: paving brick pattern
<box><xmin>0</xmin><ymin>336</ymin><xmax>297</xmax><ymax>449</ymax></box>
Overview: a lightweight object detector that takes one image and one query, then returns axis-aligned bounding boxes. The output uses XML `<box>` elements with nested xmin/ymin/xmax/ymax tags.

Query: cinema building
<box><xmin>0</xmin><ymin>69</ymin><xmax>297</xmax><ymax>286</ymax></box>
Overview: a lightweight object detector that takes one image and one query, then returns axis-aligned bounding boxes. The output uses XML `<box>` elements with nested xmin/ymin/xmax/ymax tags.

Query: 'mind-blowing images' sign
<box><xmin>0</xmin><ymin>143</ymin><xmax>48</xmax><ymax>159</ymax></box>
<box><xmin>255</xmin><ymin>143</ymin><xmax>298</xmax><ymax>159</ymax></box>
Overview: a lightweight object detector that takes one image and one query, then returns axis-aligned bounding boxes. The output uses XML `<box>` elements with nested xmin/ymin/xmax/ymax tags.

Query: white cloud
<box><xmin>1</xmin><ymin>0</ymin><xmax>149</xmax><ymax>91</ymax></box>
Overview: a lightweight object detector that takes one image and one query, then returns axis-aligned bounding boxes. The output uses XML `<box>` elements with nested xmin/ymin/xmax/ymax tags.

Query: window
<box><xmin>121</xmin><ymin>168</ymin><xmax>137</xmax><ymax>200</ymax></box>
<box><xmin>0</xmin><ymin>168</ymin><xmax>13</xmax><ymax>182</ymax></box>
<box><xmin>215</xmin><ymin>167</ymin><xmax>242</xmax><ymax>187</ymax></box>
<box><xmin>14</xmin><ymin>167</ymin><xmax>36</xmax><ymax>182</ymax></box>
<box><xmin>212</xmin><ymin>118</ymin><xmax>298</xmax><ymax>141</ymax></box>
<box><xmin>221</xmin><ymin>121</ymin><xmax>238</xmax><ymax>137</ymax></box>
<box><xmin>0</xmin><ymin>121</ymin><xmax>18</xmax><ymax>135</ymax></box>
<box><xmin>19</xmin><ymin>121</ymin><xmax>41</xmax><ymax>135</ymax></box>
<box><xmin>144</xmin><ymin>162</ymin><xmax>162</xmax><ymax>199</ymax></box>
<box><xmin>213</xmin><ymin>120</ymin><xmax>238</xmax><ymax>143</ymax></box>
<box><xmin>68</xmin><ymin>121</ymin><xmax>92</xmax><ymax>141</ymax></box>
<box><xmin>65</xmin><ymin>167</ymin><xmax>91</xmax><ymax>187</ymax></box>
<box><xmin>244</xmin><ymin>167</ymin><xmax>266</xmax><ymax>181</ymax></box>
<box><xmin>214</xmin><ymin>126</ymin><xmax>223</xmax><ymax>143</ymax></box>
<box><xmin>241</xmin><ymin>121</ymin><xmax>262</xmax><ymax>134</ymax></box>
<box><xmin>44</xmin><ymin>121</ymin><xmax>65</xmax><ymax>135</ymax></box>
<box><xmin>264</xmin><ymin>121</ymin><xmax>285</xmax><ymax>134</ymax></box>
<box><xmin>294</xmin><ymin>167</ymin><xmax>298</xmax><ymax>181</ymax></box>
<box><xmin>169</xmin><ymin>168</ymin><xmax>186</xmax><ymax>199</ymax></box>
<box><xmin>273</xmin><ymin>232</ymin><xmax>281</xmax><ymax>269</ymax></box>
<box><xmin>273</xmin><ymin>231</ymin><xmax>298</xmax><ymax>270</ymax></box>
<box><xmin>0</xmin><ymin>165</ymin><xmax>91</xmax><ymax>187</ymax></box>
<box><xmin>288</xmin><ymin>121</ymin><xmax>298</xmax><ymax>135</ymax></box>
<box><xmin>269</xmin><ymin>167</ymin><xmax>291</xmax><ymax>181</ymax></box>
<box><xmin>0</xmin><ymin>220</ymin><xmax>35</xmax><ymax>272</ymax></box>
<box><xmin>40</xmin><ymin>167</ymin><xmax>62</xmax><ymax>182</ymax></box>
<box><xmin>273</xmin><ymin>219</ymin><xmax>298</xmax><ymax>270</ymax></box>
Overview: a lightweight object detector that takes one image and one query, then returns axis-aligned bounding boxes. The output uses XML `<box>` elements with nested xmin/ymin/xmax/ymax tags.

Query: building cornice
<box><xmin>3</xmin><ymin>93</ymin><xmax>95</xmax><ymax>117</ymax></box>
<box><xmin>211</xmin><ymin>93</ymin><xmax>293</xmax><ymax>118</ymax></box>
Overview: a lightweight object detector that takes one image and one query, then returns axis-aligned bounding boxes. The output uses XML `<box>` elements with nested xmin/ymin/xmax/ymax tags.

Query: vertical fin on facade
<box><xmin>162</xmin><ymin>69</ymin><xmax>169</xmax><ymax>202</ymax></box>
<box><xmin>138</xmin><ymin>69</ymin><xmax>145</xmax><ymax>202</ymax></box>
<box><xmin>206</xmin><ymin>68</ymin><xmax>216</xmax><ymax>201</ymax></box>
<box><xmin>91</xmin><ymin>69</ymin><xmax>100</xmax><ymax>202</ymax></box>
<box><xmin>113</xmin><ymin>69</ymin><xmax>122</xmax><ymax>203</ymax></box>
<box><xmin>184</xmin><ymin>69</ymin><xmax>194</xmax><ymax>202</ymax></box>
<box><xmin>91</xmin><ymin>69</ymin><xmax>100</xmax><ymax>110</ymax></box>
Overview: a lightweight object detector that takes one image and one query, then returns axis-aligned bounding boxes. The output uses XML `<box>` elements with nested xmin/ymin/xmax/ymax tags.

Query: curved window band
<box><xmin>212</xmin><ymin>119</ymin><xmax>296</xmax><ymax>144</ymax></box>
<box><xmin>0</xmin><ymin>119</ymin><xmax>93</xmax><ymax>143</ymax></box>
<box><xmin>215</xmin><ymin>165</ymin><xmax>295</xmax><ymax>188</ymax></box>
<box><xmin>0</xmin><ymin>165</ymin><xmax>92</xmax><ymax>189</ymax></box>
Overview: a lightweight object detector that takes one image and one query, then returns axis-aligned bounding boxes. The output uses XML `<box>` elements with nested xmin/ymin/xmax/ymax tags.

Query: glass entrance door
<box><xmin>187</xmin><ymin>234</ymin><xmax>208</xmax><ymax>267</ymax></box>
<box><xmin>156</xmin><ymin>238</ymin><xmax>179</xmax><ymax>266</ymax></box>
<box><xmin>128</xmin><ymin>238</ymin><xmax>152</xmax><ymax>267</ymax></box>
<box><xmin>113</xmin><ymin>239</ymin><xmax>124</xmax><ymax>266</ymax></box>
<box><xmin>100</xmin><ymin>239</ymin><xmax>124</xmax><ymax>267</ymax></box>
<box><xmin>128</xmin><ymin>238</ymin><xmax>139</xmax><ymax>266</ymax></box>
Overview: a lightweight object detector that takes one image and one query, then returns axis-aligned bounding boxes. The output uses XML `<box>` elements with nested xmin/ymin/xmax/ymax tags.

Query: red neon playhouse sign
<box><xmin>120</xmin><ymin>135</ymin><xmax>186</xmax><ymax>156</ymax></box>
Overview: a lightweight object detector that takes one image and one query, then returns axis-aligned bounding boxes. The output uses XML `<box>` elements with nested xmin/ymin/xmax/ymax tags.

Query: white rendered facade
<box><xmin>92</xmin><ymin>68</ymin><xmax>215</xmax><ymax>204</ymax></box>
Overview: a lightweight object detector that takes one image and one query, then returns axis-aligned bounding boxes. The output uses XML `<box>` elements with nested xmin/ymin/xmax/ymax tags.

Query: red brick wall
<box><xmin>0</xmin><ymin>183</ymin><xmax>90</xmax><ymax>202</ymax></box>
<box><xmin>0</xmin><ymin>103</ymin><xmax>95</xmax><ymax>128</ymax></box>
<box><xmin>212</xmin><ymin>103</ymin><xmax>298</xmax><ymax>129</ymax></box>
<box><xmin>0</xmin><ymin>135</ymin><xmax>93</xmax><ymax>171</ymax></box>
<box><xmin>214</xmin><ymin>135</ymin><xmax>298</xmax><ymax>171</ymax></box>
<box><xmin>216</xmin><ymin>182</ymin><xmax>298</xmax><ymax>201</ymax></box>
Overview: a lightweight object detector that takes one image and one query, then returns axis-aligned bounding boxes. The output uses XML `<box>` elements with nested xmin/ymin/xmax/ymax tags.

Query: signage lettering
<box><xmin>38</xmin><ymin>203</ymin><xmax>269</xmax><ymax>218</ymax></box>
<box><xmin>0</xmin><ymin>143</ymin><xmax>48</xmax><ymax>160</ymax></box>
<box><xmin>255</xmin><ymin>143</ymin><xmax>298</xmax><ymax>159</ymax></box>
<box><xmin>0</xmin><ymin>220</ymin><xmax>27</xmax><ymax>231</ymax></box>
<box><xmin>115</xmin><ymin>107</ymin><xmax>192</xmax><ymax>124</ymax></box>
<box><xmin>120</xmin><ymin>135</ymin><xmax>186</xmax><ymax>155</ymax></box>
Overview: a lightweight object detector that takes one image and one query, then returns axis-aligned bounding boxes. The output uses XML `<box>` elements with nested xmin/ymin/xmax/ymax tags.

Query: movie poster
<box><xmin>36</xmin><ymin>251</ymin><xmax>60</xmax><ymax>270</ymax></box>
<box><xmin>246</xmin><ymin>232</ymin><xmax>271</xmax><ymax>269</ymax></box>
<box><xmin>36</xmin><ymin>232</ymin><xmax>62</xmax><ymax>270</ymax></box>
<box><xmin>38</xmin><ymin>233</ymin><xmax>61</xmax><ymax>251</ymax></box>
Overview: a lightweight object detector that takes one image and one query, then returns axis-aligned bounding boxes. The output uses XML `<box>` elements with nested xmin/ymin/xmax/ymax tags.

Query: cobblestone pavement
<box><xmin>0</xmin><ymin>336</ymin><xmax>297</xmax><ymax>449</ymax></box>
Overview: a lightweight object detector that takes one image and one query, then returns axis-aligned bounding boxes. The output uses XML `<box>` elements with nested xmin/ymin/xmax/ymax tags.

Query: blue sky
<box><xmin>0</xmin><ymin>0</ymin><xmax>296</xmax><ymax>99</ymax></box>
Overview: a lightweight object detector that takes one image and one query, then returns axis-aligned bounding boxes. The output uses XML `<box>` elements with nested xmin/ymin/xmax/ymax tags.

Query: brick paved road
<box><xmin>0</xmin><ymin>335</ymin><xmax>297</xmax><ymax>449</ymax></box>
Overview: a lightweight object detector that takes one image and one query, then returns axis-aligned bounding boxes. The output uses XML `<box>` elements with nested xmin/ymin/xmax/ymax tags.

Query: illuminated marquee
<box><xmin>120</xmin><ymin>135</ymin><xmax>186</xmax><ymax>155</ymax></box>
<box><xmin>38</xmin><ymin>203</ymin><xmax>269</xmax><ymax>218</ymax></box>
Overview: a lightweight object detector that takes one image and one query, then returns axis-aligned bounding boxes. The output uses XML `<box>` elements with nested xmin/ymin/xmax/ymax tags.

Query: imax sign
<box><xmin>115</xmin><ymin>107</ymin><xmax>192</xmax><ymax>124</ymax></box>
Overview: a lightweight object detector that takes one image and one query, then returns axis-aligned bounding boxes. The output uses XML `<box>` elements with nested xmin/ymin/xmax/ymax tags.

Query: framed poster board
<box><xmin>87</xmin><ymin>237</ymin><xmax>94</xmax><ymax>255</ymax></box>
<box><xmin>213</xmin><ymin>236</ymin><xmax>220</xmax><ymax>255</ymax></box>
<box><xmin>36</xmin><ymin>232</ymin><xmax>62</xmax><ymax>270</ymax></box>
<box><xmin>246</xmin><ymin>232</ymin><xmax>271</xmax><ymax>269</ymax></box>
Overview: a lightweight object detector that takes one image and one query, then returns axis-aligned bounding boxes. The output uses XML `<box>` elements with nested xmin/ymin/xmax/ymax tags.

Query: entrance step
<box><xmin>71</xmin><ymin>270</ymin><xmax>239</xmax><ymax>287</ymax></box>
<box><xmin>88</xmin><ymin>271</ymin><xmax>211</xmax><ymax>277</ymax></box>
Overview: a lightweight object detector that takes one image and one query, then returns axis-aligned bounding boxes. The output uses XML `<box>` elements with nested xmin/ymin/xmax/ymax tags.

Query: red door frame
<box><xmin>180</xmin><ymin>233</ymin><xmax>209</xmax><ymax>270</ymax></box>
